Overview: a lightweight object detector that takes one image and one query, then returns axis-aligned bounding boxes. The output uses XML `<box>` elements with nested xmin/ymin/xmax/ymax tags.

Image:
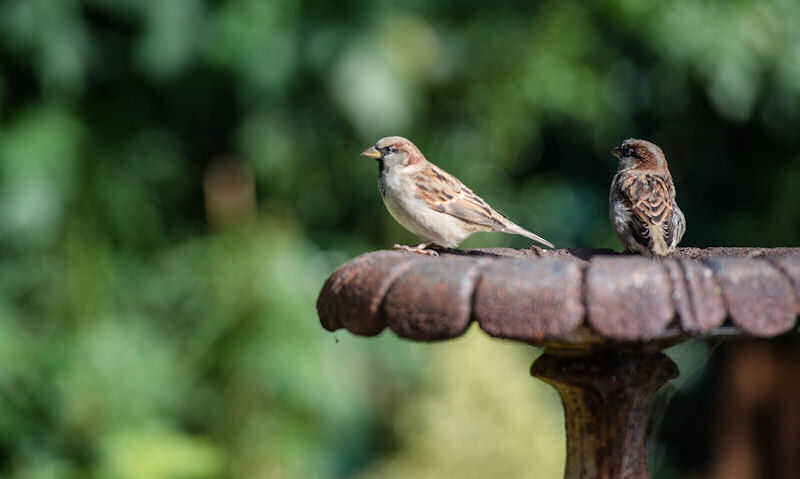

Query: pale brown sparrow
<box><xmin>609</xmin><ymin>138</ymin><xmax>686</xmax><ymax>257</ymax></box>
<box><xmin>361</xmin><ymin>136</ymin><xmax>554</xmax><ymax>256</ymax></box>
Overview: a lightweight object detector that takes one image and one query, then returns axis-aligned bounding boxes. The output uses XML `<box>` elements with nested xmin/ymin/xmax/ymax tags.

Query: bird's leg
<box><xmin>392</xmin><ymin>242</ymin><xmax>438</xmax><ymax>256</ymax></box>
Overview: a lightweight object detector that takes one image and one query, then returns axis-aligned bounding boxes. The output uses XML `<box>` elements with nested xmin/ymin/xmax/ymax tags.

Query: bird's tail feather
<box><xmin>505</xmin><ymin>224</ymin><xmax>554</xmax><ymax>249</ymax></box>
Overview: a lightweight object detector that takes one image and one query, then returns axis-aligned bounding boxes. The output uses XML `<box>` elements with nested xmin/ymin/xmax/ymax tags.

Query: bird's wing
<box><xmin>412</xmin><ymin>164</ymin><xmax>506</xmax><ymax>229</ymax></box>
<box><xmin>671</xmin><ymin>203</ymin><xmax>686</xmax><ymax>248</ymax></box>
<box><xmin>617</xmin><ymin>172</ymin><xmax>676</xmax><ymax>247</ymax></box>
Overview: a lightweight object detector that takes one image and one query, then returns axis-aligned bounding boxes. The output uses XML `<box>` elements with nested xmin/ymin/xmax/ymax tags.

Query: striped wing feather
<box><xmin>412</xmin><ymin>165</ymin><xmax>507</xmax><ymax>229</ymax></box>
<box><xmin>618</xmin><ymin>173</ymin><xmax>676</xmax><ymax>248</ymax></box>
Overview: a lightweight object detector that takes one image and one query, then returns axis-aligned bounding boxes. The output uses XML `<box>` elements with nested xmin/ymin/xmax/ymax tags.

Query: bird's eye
<box><xmin>388</xmin><ymin>146</ymin><xmax>397</xmax><ymax>153</ymax></box>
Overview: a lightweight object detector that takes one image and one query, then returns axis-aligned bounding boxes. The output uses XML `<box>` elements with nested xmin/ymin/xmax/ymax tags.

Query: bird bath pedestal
<box><xmin>316</xmin><ymin>247</ymin><xmax>800</xmax><ymax>479</ymax></box>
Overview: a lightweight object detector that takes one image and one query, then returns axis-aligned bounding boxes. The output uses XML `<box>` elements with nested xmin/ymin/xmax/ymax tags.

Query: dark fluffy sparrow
<box><xmin>609</xmin><ymin>138</ymin><xmax>686</xmax><ymax>257</ymax></box>
<box><xmin>361</xmin><ymin>136</ymin><xmax>554</xmax><ymax>255</ymax></box>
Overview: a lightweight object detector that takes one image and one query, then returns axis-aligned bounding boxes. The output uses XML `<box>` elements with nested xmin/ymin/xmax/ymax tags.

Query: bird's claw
<box><xmin>392</xmin><ymin>243</ymin><xmax>438</xmax><ymax>256</ymax></box>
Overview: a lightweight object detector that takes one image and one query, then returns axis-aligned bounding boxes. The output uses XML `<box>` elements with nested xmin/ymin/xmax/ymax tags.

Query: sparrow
<box><xmin>609</xmin><ymin>138</ymin><xmax>686</xmax><ymax>257</ymax></box>
<box><xmin>361</xmin><ymin>136</ymin><xmax>554</xmax><ymax>256</ymax></box>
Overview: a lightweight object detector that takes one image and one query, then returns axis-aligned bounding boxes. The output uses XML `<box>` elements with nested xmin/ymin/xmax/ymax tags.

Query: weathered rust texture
<box><xmin>317</xmin><ymin>248</ymin><xmax>800</xmax><ymax>479</ymax></box>
<box><xmin>452</xmin><ymin>246</ymin><xmax>616</xmax><ymax>263</ymax></box>
<box><xmin>673</xmin><ymin>247</ymin><xmax>800</xmax><ymax>261</ymax></box>
<box><xmin>318</xmin><ymin>247</ymin><xmax>800</xmax><ymax>343</ymax></box>
<box><xmin>585</xmin><ymin>256</ymin><xmax>674</xmax><ymax>341</ymax></box>
<box><xmin>663</xmin><ymin>259</ymin><xmax>726</xmax><ymax>333</ymax></box>
<box><xmin>531</xmin><ymin>352</ymin><xmax>678</xmax><ymax>479</ymax></box>
<box><xmin>452</xmin><ymin>246</ymin><xmax>540</xmax><ymax>259</ymax></box>
<box><xmin>382</xmin><ymin>256</ymin><xmax>484</xmax><ymax>340</ymax></box>
<box><xmin>317</xmin><ymin>251</ymin><xmax>416</xmax><ymax>335</ymax></box>
<box><xmin>768</xmin><ymin>253</ymin><xmax>800</xmax><ymax>304</ymax></box>
<box><xmin>707</xmin><ymin>258</ymin><xmax>799</xmax><ymax>337</ymax></box>
<box><xmin>474</xmin><ymin>258</ymin><xmax>584</xmax><ymax>342</ymax></box>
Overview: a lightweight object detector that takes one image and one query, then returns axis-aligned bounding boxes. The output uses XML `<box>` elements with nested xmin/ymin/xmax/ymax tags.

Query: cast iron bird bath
<box><xmin>316</xmin><ymin>247</ymin><xmax>800</xmax><ymax>479</ymax></box>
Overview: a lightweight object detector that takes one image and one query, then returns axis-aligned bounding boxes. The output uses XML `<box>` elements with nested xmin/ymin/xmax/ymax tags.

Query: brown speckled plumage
<box><xmin>362</xmin><ymin>136</ymin><xmax>553</xmax><ymax>255</ymax></box>
<box><xmin>609</xmin><ymin>138</ymin><xmax>685</xmax><ymax>257</ymax></box>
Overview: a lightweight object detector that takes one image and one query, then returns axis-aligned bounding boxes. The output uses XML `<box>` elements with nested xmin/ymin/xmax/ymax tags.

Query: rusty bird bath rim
<box><xmin>316</xmin><ymin>247</ymin><xmax>800</xmax><ymax>479</ymax></box>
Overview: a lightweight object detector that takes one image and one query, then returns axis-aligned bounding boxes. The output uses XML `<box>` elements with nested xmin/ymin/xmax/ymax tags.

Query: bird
<box><xmin>609</xmin><ymin>138</ymin><xmax>686</xmax><ymax>257</ymax></box>
<box><xmin>360</xmin><ymin>136</ymin><xmax>553</xmax><ymax>256</ymax></box>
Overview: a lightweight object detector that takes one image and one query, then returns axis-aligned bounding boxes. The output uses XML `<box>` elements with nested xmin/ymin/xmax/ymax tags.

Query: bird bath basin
<box><xmin>317</xmin><ymin>247</ymin><xmax>800</xmax><ymax>479</ymax></box>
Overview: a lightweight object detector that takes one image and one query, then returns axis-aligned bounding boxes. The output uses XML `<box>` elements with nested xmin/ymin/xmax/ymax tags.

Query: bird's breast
<box><xmin>378</xmin><ymin>169</ymin><xmax>407</xmax><ymax>199</ymax></box>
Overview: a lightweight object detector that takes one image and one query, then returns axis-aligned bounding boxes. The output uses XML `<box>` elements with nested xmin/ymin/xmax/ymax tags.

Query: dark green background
<box><xmin>0</xmin><ymin>0</ymin><xmax>798</xmax><ymax>477</ymax></box>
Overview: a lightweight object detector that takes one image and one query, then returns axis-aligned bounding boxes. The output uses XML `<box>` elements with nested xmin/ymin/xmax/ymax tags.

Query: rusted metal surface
<box><xmin>531</xmin><ymin>352</ymin><xmax>679</xmax><ymax>479</ymax></box>
<box><xmin>665</xmin><ymin>259</ymin><xmax>727</xmax><ymax>333</ymax></box>
<box><xmin>317</xmin><ymin>247</ymin><xmax>800</xmax><ymax>345</ymax></box>
<box><xmin>317</xmin><ymin>251</ymin><xmax>412</xmax><ymax>336</ymax></box>
<box><xmin>707</xmin><ymin>258</ymin><xmax>799</xmax><ymax>336</ymax></box>
<box><xmin>769</xmin><ymin>254</ymin><xmax>800</xmax><ymax>303</ymax></box>
<box><xmin>585</xmin><ymin>256</ymin><xmax>674</xmax><ymax>341</ymax></box>
<box><xmin>383</xmin><ymin>257</ymin><xmax>482</xmax><ymax>340</ymax></box>
<box><xmin>672</xmin><ymin>247</ymin><xmax>800</xmax><ymax>260</ymax></box>
<box><xmin>317</xmin><ymin>247</ymin><xmax>800</xmax><ymax>479</ymax></box>
<box><xmin>474</xmin><ymin>258</ymin><xmax>584</xmax><ymax>341</ymax></box>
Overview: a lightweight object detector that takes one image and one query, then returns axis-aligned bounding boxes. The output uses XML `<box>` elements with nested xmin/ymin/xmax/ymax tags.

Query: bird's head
<box><xmin>610</xmin><ymin>138</ymin><xmax>667</xmax><ymax>171</ymax></box>
<box><xmin>361</xmin><ymin>136</ymin><xmax>423</xmax><ymax>170</ymax></box>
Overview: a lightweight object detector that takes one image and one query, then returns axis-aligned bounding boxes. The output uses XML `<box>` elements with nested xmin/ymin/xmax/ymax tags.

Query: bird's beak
<box><xmin>609</xmin><ymin>146</ymin><xmax>622</xmax><ymax>158</ymax></box>
<box><xmin>361</xmin><ymin>146</ymin><xmax>382</xmax><ymax>159</ymax></box>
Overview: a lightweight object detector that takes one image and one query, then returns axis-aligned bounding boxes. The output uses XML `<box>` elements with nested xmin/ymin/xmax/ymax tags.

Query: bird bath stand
<box><xmin>316</xmin><ymin>247</ymin><xmax>800</xmax><ymax>479</ymax></box>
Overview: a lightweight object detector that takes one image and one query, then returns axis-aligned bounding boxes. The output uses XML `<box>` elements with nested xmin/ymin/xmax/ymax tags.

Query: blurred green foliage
<box><xmin>0</xmin><ymin>0</ymin><xmax>799</xmax><ymax>477</ymax></box>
